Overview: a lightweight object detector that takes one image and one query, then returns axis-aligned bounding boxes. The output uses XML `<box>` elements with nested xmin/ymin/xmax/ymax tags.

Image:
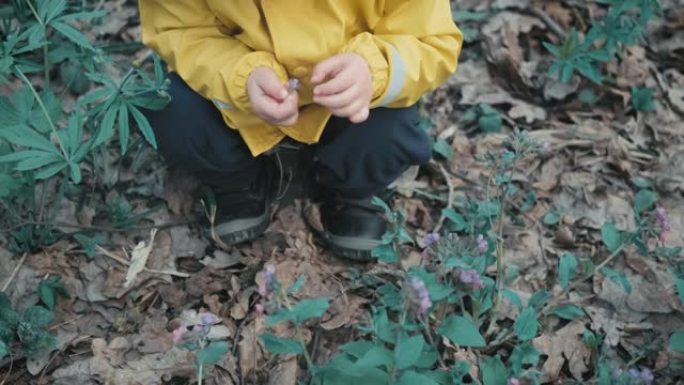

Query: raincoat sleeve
<box><xmin>139</xmin><ymin>1</ymin><xmax>287</xmax><ymax>113</ymax></box>
<box><xmin>341</xmin><ymin>0</ymin><xmax>463</xmax><ymax>108</ymax></box>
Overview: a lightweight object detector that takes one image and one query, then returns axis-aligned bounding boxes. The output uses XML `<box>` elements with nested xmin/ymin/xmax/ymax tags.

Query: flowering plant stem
<box><xmin>486</xmin><ymin>193</ymin><xmax>507</xmax><ymax>337</ymax></box>
<box><xmin>280</xmin><ymin>291</ymin><xmax>315</xmax><ymax>370</ymax></box>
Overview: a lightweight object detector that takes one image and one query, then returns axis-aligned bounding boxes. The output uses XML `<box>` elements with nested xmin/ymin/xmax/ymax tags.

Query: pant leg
<box><xmin>313</xmin><ymin>105</ymin><xmax>431</xmax><ymax>198</ymax></box>
<box><xmin>143</xmin><ymin>73</ymin><xmax>262</xmax><ymax>192</ymax></box>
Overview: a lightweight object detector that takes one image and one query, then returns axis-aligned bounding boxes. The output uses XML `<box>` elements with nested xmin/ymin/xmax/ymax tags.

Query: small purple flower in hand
<box><xmin>459</xmin><ymin>269</ymin><xmax>484</xmax><ymax>289</ymax></box>
<box><xmin>287</xmin><ymin>78</ymin><xmax>300</xmax><ymax>93</ymax></box>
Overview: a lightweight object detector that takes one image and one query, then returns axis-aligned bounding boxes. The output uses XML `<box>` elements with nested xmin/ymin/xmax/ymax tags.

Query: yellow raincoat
<box><xmin>139</xmin><ymin>0</ymin><xmax>463</xmax><ymax>156</ymax></box>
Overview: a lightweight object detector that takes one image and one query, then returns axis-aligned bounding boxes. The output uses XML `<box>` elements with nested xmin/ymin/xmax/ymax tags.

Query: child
<box><xmin>139</xmin><ymin>0</ymin><xmax>463</xmax><ymax>260</ymax></box>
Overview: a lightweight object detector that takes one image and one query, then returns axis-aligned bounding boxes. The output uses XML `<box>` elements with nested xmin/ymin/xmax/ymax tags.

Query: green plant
<box><xmin>172</xmin><ymin>313</ymin><xmax>229</xmax><ymax>385</ymax></box>
<box><xmin>544</xmin><ymin>0</ymin><xmax>662</xmax><ymax>84</ymax></box>
<box><xmin>0</xmin><ymin>282</ymin><xmax>67</xmax><ymax>360</ymax></box>
<box><xmin>254</xmin><ymin>131</ymin><xmax>680</xmax><ymax>385</ymax></box>
<box><xmin>0</xmin><ymin>0</ymin><xmax>170</xmax><ymax>252</ymax></box>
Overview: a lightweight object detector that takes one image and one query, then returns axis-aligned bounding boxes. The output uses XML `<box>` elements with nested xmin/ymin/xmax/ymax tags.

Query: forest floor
<box><xmin>0</xmin><ymin>0</ymin><xmax>683</xmax><ymax>384</ymax></box>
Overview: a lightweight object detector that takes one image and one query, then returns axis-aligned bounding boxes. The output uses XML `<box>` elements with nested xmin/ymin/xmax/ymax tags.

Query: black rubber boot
<box><xmin>205</xmin><ymin>162</ymin><xmax>275</xmax><ymax>245</ymax></box>
<box><xmin>319</xmin><ymin>195</ymin><xmax>387</xmax><ymax>261</ymax></box>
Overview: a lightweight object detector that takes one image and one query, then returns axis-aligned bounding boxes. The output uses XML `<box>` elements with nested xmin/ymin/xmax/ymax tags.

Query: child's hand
<box><xmin>247</xmin><ymin>67</ymin><xmax>299</xmax><ymax>126</ymax></box>
<box><xmin>311</xmin><ymin>53</ymin><xmax>372</xmax><ymax>123</ymax></box>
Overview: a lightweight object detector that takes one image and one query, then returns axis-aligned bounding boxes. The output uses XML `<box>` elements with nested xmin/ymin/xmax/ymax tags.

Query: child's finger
<box><xmin>313</xmin><ymin>85</ymin><xmax>357</xmax><ymax>109</ymax></box>
<box><xmin>349</xmin><ymin>107</ymin><xmax>370</xmax><ymax>124</ymax></box>
<box><xmin>313</xmin><ymin>70</ymin><xmax>354</xmax><ymax>97</ymax></box>
<box><xmin>256</xmin><ymin>71</ymin><xmax>289</xmax><ymax>101</ymax></box>
<box><xmin>311</xmin><ymin>55</ymin><xmax>345</xmax><ymax>85</ymax></box>
<box><xmin>331</xmin><ymin>100</ymin><xmax>366</xmax><ymax>119</ymax></box>
<box><xmin>264</xmin><ymin>92</ymin><xmax>299</xmax><ymax>123</ymax></box>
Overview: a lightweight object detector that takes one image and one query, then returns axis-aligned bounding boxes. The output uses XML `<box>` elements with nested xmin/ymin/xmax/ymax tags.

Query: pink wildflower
<box><xmin>255</xmin><ymin>303</ymin><xmax>265</xmax><ymax>315</ymax></box>
<box><xmin>172</xmin><ymin>326</ymin><xmax>187</xmax><ymax>343</ymax></box>
<box><xmin>507</xmin><ymin>378</ymin><xmax>521</xmax><ymax>385</ymax></box>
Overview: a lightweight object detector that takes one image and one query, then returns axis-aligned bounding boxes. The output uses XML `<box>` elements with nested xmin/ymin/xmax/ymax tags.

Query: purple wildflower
<box><xmin>459</xmin><ymin>269</ymin><xmax>484</xmax><ymax>289</ymax></box>
<box><xmin>409</xmin><ymin>277</ymin><xmax>432</xmax><ymax>314</ymax></box>
<box><xmin>258</xmin><ymin>265</ymin><xmax>278</xmax><ymax>298</ymax></box>
<box><xmin>628</xmin><ymin>369</ymin><xmax>641</xmax><ymax>379</ymax></box>
<box><xmin>287</xmin><ymin>78</ymin><xmax>300</xmax><ymax>93</ymax></box>
<box><xmin>199</xmin><ymin>313</ymin><xmax>219</xmax><ymax>326</ymax></box>
<box><xmin>507</xmin><ymin>378</ymin><xmax>521</xmax><ymax>385</ymax></box>
<box><xmin>476</xmin><ymin>234</ymin><xmax>488</xmax><ymax>253</ymax></box>
<box><xmin>640</xmin><ymin>369</ymin><xmax>654</xmax><ymax>384</ymax></box>
<box><xmin>654</xmin><ymin>207</ymin><xmax>672</xmax><ymax>241</ymax></box>
<box><xmin>423</xmin><ymin>232</ymin><xmax>440</xmax><ymax>247</ymax></box>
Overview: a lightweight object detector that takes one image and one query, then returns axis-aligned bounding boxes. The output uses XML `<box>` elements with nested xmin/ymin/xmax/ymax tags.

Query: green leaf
<box><xmin>438</xmin><ymin>315</ymin><xmax>485</xmax><ymax>347</ymax></box>
<box><xmin>502</xmin><ymin>289</ymin><xmax>522</xmax><ymax>310</ymax></box>
<box><xmin>542</xmin><ymin>211</ymin><xmax>561</xmax><ymax>226</ymax></box>
<box><xmin>0</xmin><ymin>340</ymin><xmax>7</xmax><ymax>360</ymax></box>
<box><xmin>196</xmin><ymin>341</ymin><xmax>229</xmax><ymax>366</ymax></box>
<box><xmin>443</xmin><ymin>208</ymin><xmax>467</xmax><ymax>231</ymax></box>
<box><xmin>633</xmin><ymin>189</ymin><xmax>657</xmax><ymax>214</ymax></box>
<box><xmin>266</xmin><ymin>298</ymin><xmax>329</xmax><ymax>326</ymax></box>
<box><xmin>432</xmin><ymin>138</ymin><xmax>453</xmax><ymax>160</ymax></box>
<box><xmin>670</xmin><ymin>331</ymin><xmax>684</xmax><ymax>354</ymax></box>
<box><xmin>510</xmin><ymin>342</ymin><xmax>540</xmax><ymax>375</ymax></box>
<box><xmin>601</xmin><ymin>223</ymin><xmax>622</xmax><ymax>253</ymax></box>
<box><xmin>631</xmin><ymin>86</ymin><xmax>656</xmax><ymax>112</ymax></box>
<box><xmin>23</xmin><ymin>306</ymin><xmax>54</xmax><ymax>328</ymax></box>
<box><xmin>676</xmin><ymin>277</ymin><xmax>684</xmax><ymax>305</ymax></box>
<box><xmin>480</xmin><ymin>355</ymin><xmax>507</xmax><ymax>385</ymax></box>
<box><xmin>352</xmin><ymin>346</ymin><xmax>394</xmax><ymax>369</ymax></box>
<box><xmin>601</xmin><ymin>267</ymin><xmax>632</xmax><ymax>293</ymax></box>
<box><xmin>94</xmin><ymin>104</ymin><xmax>117</xmax><ymax>147</ymax></box>
<box><xmin>260</xmin><ymin>333</ymin><xmax>304</xmax><ymax>354</ymax></box>
<box><xmin>558</xmin><ymin>252</ymin><xmax>578</xmax><ymax>289</ymax></box>
<box><xmin>38</xmin><ymin>281</ymin><xmax>56</xmax><ymax>310</ymax></box>
<box><xmin>478</xmin><ymin>112</ymin><xmax>503</xmax><ymax>133</ymax></box>
<box><xmin>551</xmin><ymin>304</ymin><xmax>586</xmax><ymax>320</ymax></box>
<box><xmin>118</xmin><ymin>103</ymin><xmax>130</xmax><ymax>153</ymax></box>
<box><xmin>371</xmin><ymin>196</ymin><xmax>393</xmax><ymax>219</ymax></box>
<box><xmin>397</xmin><ymin>370</ymin><xmax>439</xmax><ymax>385</ymax></box>
<box><xmin>51</xmin><ymin>21</ymin><xmax>94</xmax><ymax>50</ymax></box>
<box><xmin>528</xmin><ymin>290</ymin><xmax>551</xmax><ymax>309</ymax></box>
<box><xmin>372</xmin><ymin>243</ymin><xmax>398</xmax><ymax>263</ymax></box>
<box><xmin>129</xmin><ymin>105</ymin><xmax>158</xmax><ymax>149</ymax></box>
<box><xmin>514</xmin><ymin>307</ymin><xmax>539</xmax><ymax>341</ymax></box>
<box><xmin>395</xmin><ymin>334</ymin><xmax>425</xmax><ymax>370</ymax></box>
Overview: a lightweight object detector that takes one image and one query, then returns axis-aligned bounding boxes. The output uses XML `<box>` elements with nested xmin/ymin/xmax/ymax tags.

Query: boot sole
<box><xmin>207</xmin><ymin>209</ymin><xmax>271</xmax><ymax>245</ymax></box>
<box><xmin>326</xmin><ymin>234</ymin><xmax>382</xmax><ymax>262</ymax></box>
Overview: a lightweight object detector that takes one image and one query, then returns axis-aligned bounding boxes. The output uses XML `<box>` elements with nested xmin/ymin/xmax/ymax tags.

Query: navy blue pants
<box><xmin>145</xmin><ymin>73</ymin><xmax>431</xmax><ymax>198</ymax></box>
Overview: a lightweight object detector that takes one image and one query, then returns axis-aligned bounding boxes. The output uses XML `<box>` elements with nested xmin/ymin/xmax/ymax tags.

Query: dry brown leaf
<box><xmin>321</xmin><ymin>295</ymin><xmax>367</xmax><ymax>331</ymax></box>
<box><xmin>267</xmin><ymin>357</ymin><xmax>298</xmax><ymax>385</ymax></box>
<box><xmin>239</xmin><ymin>317</ymin><xmax>266</xmax><ymax>377</ymax></box>
<box><xmin>124</xmin><ymin>229</ymin><xmax>157</xmax><ymax>288</ymax></box>
<box><xmin>533</xmin><ymin>320</ymin><xmax>592</xmax><ymax>382</ymax></box>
